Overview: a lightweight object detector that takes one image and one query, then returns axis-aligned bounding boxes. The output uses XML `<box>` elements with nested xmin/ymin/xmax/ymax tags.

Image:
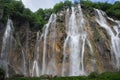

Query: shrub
<box><xmin>88</xmin><ymin>72</ymin><xmax>98</xmax><ymax>79</ymax></box>
<box><xmin>0</xmin><ymin>68</ymin><xmax>5</xmax><ymax>80</ymax></box>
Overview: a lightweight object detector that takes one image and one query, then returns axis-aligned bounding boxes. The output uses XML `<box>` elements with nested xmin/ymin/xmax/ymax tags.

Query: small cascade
<box><xmin>21</xmin><ymin>49</ymin><xmax>27</xmax><ymax>76</ymax></box>
<box><xmin>0</xmin><ymin>19</ymin><xmax>14</xmax><ymax>77</ymax></box>
<box><xmin>32</xmin><ymin>61</ymin><xmax>39</xmax><ymax>76</ymax></box>
<box><xmin>87</xmin><ymin>39</ymin><xmax>96</xmax><ymax>72</ymax></box>
<box><xmin>95</xmin><ymin>9</ymin><xmax>120</xmax><ymax>70</ymax></box>
<box><xmin>62</xmin><ymin>5</ymin><xmax>87</xmax><ymax>76</ymax></box>
<box><xmin>42</xmin><ymin>14</ymin><xmax>57</xmax><ymax>75</ymax></box>
<box><xmin>46</xmin><ymin>14</ymin><xmax>57</xmax><ymax>76</ymax></box>
<box><xmin>32</xmin><ymin>32</ymin><xmax>42</xmax><ymax>77</ymax></box>
<box><xmin>62</xmin><ymin>8</ymin><xmax>70</xmax><ymax>76</ymax></box>
<box><xmin>22</xmin><ymin>27</ymin><xmax>29</xmax><ymax>76</ymax></box>
<box><xmin>14</xmin><ymin>33</ymin><xmax>28</xmax><ymax>76</ymax></box>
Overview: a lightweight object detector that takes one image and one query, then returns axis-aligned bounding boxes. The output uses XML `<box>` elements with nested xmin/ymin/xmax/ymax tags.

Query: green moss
<box><xmin>93</xmin><ymin>28</ymin><xmax>102</xmax><ymax>42</ymax></box>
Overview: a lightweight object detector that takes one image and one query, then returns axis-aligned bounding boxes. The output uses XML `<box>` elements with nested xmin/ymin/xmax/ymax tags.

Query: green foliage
<box><xmin>94</xmin><ymin>28</ymin><xmax>102</xmax><ymax>42</ymax></box>
<box><xmin>0</xmin><ymin>0</ymin><xmax>52</xmax><ymax>31</ymax></box>
<box><xmin>53</xmin><ymin>2</ymin><xmax>64</xmax><ymax>13</ymax></box>
<box><xmin>88</xmin><ymin>72</ymin><xmax>98</xmax><ymax>79</ymax></box>
<box><xmin>53</xmin><ymin>0</ymin><xmax>120</xmax><ymax>20</ymax></box>
<box><xmin>64</xmin><ymin>0</ymin><xmax>72</xmax><ymax>8</ymax></box>
<box><xmin>34</xmin><ymin>8</ymin><xmax>52</xmax><ymax>30</ymax></box>
<box><xmin>53</xmin><ymin>0</ymin><xmax>72</xmax><ymax>13</ymax></box>
<box><xmin>81</xmin><ymin>0</ymin><xmax>120</xmax><ymax>20</ymax></box>
<box><xmin>0</xmin><ymin>68</ymin><xmax>5</xmax><ymax>80</ymax></box>
<box><xmin>106</xmin><ymin>2</ymin><xmax>120</xmax><ymax>19</ymax></box>
<box><xmin>8</xmin><ymin>77</ymin><xmax>44</xmax><ymax>80</ymax></box>
<box><xmin>36</xmin><ymin>8</ymin><xmax>52</xmax><ymax>21</ymax></box>
<box><xmin>98</xmin><ymin>72</ymin><xmax>120</xmax><ymax>80</ymax></box>
<box><xmin>6</xmin><ymin>72</ymin><xmax>120</xmax><ymax>80</ymax></box>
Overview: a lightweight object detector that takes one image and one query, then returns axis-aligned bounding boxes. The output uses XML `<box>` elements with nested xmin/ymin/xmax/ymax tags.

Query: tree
<box><xmin>64</xmin><ymin>0</ymin><xmax>72</xmax><ymax>8</ymax></box>
<box><xmin>53</xmin><ymin>2</ymin><xmax>64</xmax><ymax>13</ymax></box>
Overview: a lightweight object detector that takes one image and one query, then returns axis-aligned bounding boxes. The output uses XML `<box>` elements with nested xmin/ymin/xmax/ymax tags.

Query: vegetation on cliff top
<box><xmin>0</xmin><ymin>0</ymin><xmax>120</xmax><ymax>31</ymax></box>
<box><xmin>0</xmin><ymin>0</ymin><xmax>52</xmax><ymax>31</ymax></box>
<box><xmin>81</xmin><ymin>0</ymin><xmax>120</xmax><ymax>20</ymax></box>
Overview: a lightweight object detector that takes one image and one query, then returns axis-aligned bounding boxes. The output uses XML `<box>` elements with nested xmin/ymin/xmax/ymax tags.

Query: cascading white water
<box><xmin>21</xmin><ymin>49</ymin><xmax>27</xmax><ymax>76</ymax></box>
<box><xmin>95</xmin><ymin>9</ymin><xmax>120</xmax><ymax>70</ymax></box>
<box><xmin>62</xmin><ymin>5</ymin><xmax>87</xmax><ymax>76</ymax></box>
<box><xmin>32</xmin><ymin>32</ymin><xmax>42</xmax><ymax>77</ymax></box>
<box><xmin>61</xmin><ymin>35</ymin><xmax>70</xmax><ymax>76</ymax></box>
<box><xmin>14</xmin><ymin>33</ymin><xmax>28</xmax><ymax>76</ymax></box>
<box><xmin>62</xmin><ymin>8</ymin><xmax>70</xmax><ymax>76</ymax></box>
<box><xmin>42</xmin><ymin>14</ymin><xmax>57</xmax><ymax>75</ymax></box>
<box><xmin>46</xmin><ymin>14</ymin><xmax>57</xmax><ymax>76</ymax></box>
<box><xmin>21</xmin><ymin>28</ymin><xmax>29</xmax><ymax>76</ymax></box>
<box><xmin>32</xmin><ymin>61</ymin><xmax>39</xmax><ymax>76</ymax></box>
<box><xmin>0</xmin><ymin>19</ymin><xmax>14</xmax><ymax>77</ymax></box>
<box><xmin>87</xmin><ymin>39</ymin><xmax>96</xmax><ymax>72</ymax></box>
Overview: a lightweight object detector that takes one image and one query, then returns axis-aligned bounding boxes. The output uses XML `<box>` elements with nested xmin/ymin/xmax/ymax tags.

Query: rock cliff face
<box><xmin>0</xmin><ymin>4</ymin><xmax>120</xmax><ymax>77</ymax></box>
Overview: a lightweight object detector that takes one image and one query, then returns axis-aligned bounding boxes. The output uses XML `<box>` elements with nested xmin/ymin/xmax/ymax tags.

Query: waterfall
<box><xmin>95</xmin><ymin>9</ymin><xmax>120</xmax><ymax>70</ymax></box>
<box><xmin>42</xmin><ymin>14</ymin><xmax>57</xmax><ymax>75</ymax></box>
<box><xmin>0</xmin><ymin>19</ymin><xmax>14</xmax><ymax>77</ymax></box>
<box><xmin>87</xmin><ymin>39</ymin><xmax>96</xmax><ymax>72</ymax></box>
<box><xmin>2</xmin><ymin>4</ymin><xmax>120</xmax><ymax>77</ymax></box>
<box><xmin>46</xmin><ymin>14</ymin><xmax>57</xmax><ymax>76</ymax></box>
<box><xmin>21</xmin><ymin>49</ymin><xmax>27</xmax><ymax>76</ymax></box>
<box><xmin>21</xmin><ymin>27</ymin><xmax>29</xmax><ymax>76</ymax></box>
<box><xmin>62</xmin><ymin>8</ymin><xmax>70</xmax><ymax>76</ymax></box>
<box><xmin>32</xmin><ymin>32</ymin><xmax>42</xmax><ymax>77</ymax></box>
<box><xmin>15</xmin><ymin>34</ymin><xmax>28</xmax><ymax>76</ymax></box>
<box><xmin>62</xmin><ymin>5</ymin><xmax>87</xmax><ymax>76</ymax></box>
